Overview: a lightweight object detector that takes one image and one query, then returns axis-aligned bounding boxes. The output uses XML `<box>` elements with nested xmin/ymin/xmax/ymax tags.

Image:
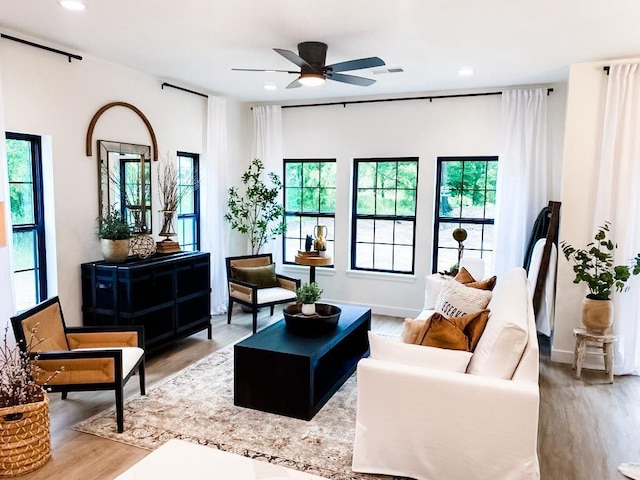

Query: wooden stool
<box><xmin>572</xmin><ymin>328</ymin><xmax>616</xmax><ymax>383</ymax></box>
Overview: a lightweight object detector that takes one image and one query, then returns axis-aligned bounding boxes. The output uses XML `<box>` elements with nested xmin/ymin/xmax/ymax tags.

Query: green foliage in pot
<box><xmin>296</xmin><ymin>282</ymin><xmax>323</xmax><ymax>304</ymax></box>
<box><xmin>98</xmin><ymin>210</ymin><xmax>132</xmax><ymax>240</ymax></box>
<box><xmin>224</xmin><ymin>158</ymin><xmax>286</xmax><ymax>255</ymax></box>
<box><xmin>561</xmin><ymin>221</ymin><xmax>640</xmax><ymax>300</ymax></box>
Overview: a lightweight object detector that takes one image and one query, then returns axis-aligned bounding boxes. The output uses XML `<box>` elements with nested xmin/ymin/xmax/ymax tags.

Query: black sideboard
<box><xmin>81</xmin><ymin>251</ymin><xmax>211</xmax><ymax>352</ymax></box>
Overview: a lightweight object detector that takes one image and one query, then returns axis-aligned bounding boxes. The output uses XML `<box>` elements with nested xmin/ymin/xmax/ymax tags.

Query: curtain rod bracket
<box><xmin>161</xmin><ymin>82</ymin><xmax>208</xmax><ymax>99</ymax></box>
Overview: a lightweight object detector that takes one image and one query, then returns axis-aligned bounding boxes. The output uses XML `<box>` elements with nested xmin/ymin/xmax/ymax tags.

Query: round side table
<box><xmin>294</xmin><ymin>254</ymin><xmax>332</xmax><ymax>284</ymax></box>
<box><xmin>572</xmin><ymin>327</ymin><xmax>617</xmax><ymax>383</ymax></box>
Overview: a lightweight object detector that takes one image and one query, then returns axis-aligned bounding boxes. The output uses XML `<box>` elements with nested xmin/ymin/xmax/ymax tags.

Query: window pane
<box><xmin>374</xmin><ymin>244</ymin><xmax>393</xmax><ymax>270</ymax></box>
<box><xmin>285</xmin><ymin>215</ymin><xmax>301</xmax><ymax>238</ymax></box>
<box><xmin>395</xmin><ymin>220</ymin><xmax>414</xmax><ymax>245</ymax></box>
<box><xmin>319</xmin><ymin>188</ymin><xmax>336</xmax><ymax>213</ymax></box>
<box><xmin>286</xmin><ymin>162</ymin><xmax>302</xmax><ymax>187</ymax></box>
<box><xmin>374</xmin><ymin>219</ymin><xmax>394</xmax><ymax>244</ymax></box>
<box><xmin>461</xmin><ymin>191</ymin><xmax>485</xmax><ymax>218</ymax></box>
<box><xmin>320</xmin><ymin>162</ymin><xmax>336</xmax><ymax>187</ymax></box>
<box><xmin>437</xmin><ymin>248</ymin><xmax>459</xmax><ymax>273</ymax></box>
<box><xmin>375</xmin><ymin>190</ymin><xmax>396</xmax><ymax>215</ymax></box>
<box><xmin>357</xmin><ymin>189</ymin><xmax>375</xmax><ymax>215</ymax></box>
<box><xmin>7</xmin><ymin>140</ymin><xmax>32</xmax><ymax>183</ymax></box>
<box><xmin>376</xmin><ymin>162</ymin><xmax>397</xmax><ymax>189</ymax></box>
<box><xmin>301</xmin><ymin>217</ymin><xmax>319</xmax><ymax>239</ymax></box>
<box><xmin>441</xmin><ymin>161</ymin><xmax>463</xmax><ymax>193</ymax></box>
<box><xmin>396</xmin><ymin>189</ymin><xmax>416</xmax><ymax>216</ymax></box>
<box><xmin>438</xmin><ymin>223</ymin><xmax>459</xmax><ymax>248</ymax></box>
<box><xmin>397</xmin><ymin>162</ymin><xmax>417</xmax><ymax>189</ymax></box>
<box><xmin>301</xmin><ymin>188</ymin><xmax>319</xmax><ymax>212</ymax></box>
<box><xmin>356</xmin><ymin>219</ymin><xmax>374</xmax><ymax>243</ymax></box>
<box><xmin>485</xmin><ymin>190</ymin><xmax>496</xmax><ymax>218</ymax></box>
<box><xmin>285</xmin><ymin>238</ymin><xmax>300</xmax><ymax>262</ymax></box>
<box><xmin>12</xmin><ymin>230</ymin><xmax>36</xmax><ymax>271</ymax></box>
<box><xmin>357</xmin><ymin>163</ymin><xmax>377</xmax><ymax>188</ymax></box>
<box><xmin>10</xmin><ymin>184</ymin><xmax>35</xmax><ymax>224</ymax></box>
<box><xmin>394</xmin><ymin>245</ymin><xmax>413</xmax><ymax>272</ymax></box>
<box><xmin>14</xmin><ymin>270</ymin><xmax>37</xmax><ymax>312</ymax></box>
<box><xmin>355</xmin><ymin>243</ymin><xmax>373</xmax><ymax>269</ymax></box>
<box><xmin>286</xmin><ymin>187</ymin><xmax>302</xmax><ymax>212</ymax></box>
<box><xmin>303</xmin><ymin>162</ymin><xmax>320</xmax><ymax>187</ymax></box>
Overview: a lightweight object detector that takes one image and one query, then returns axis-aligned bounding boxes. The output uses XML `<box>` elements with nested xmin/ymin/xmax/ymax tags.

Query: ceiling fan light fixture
<box><xmin>59</xmin><ymin>0</ymin><xmax>87</xmax><ymax>10</ymax></box>
<box><xmin>458</xmin><ymin>67</ymin><xmax>474</xmax><ymax>76</ymax></box>
<box><xmin>298</xmin><ymin>73</ymin><xmax>325</xmax><ymax>87</ymax></box>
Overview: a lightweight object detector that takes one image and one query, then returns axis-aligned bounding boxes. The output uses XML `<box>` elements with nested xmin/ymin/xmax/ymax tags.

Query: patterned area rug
<box><xmin>74</xmin><ymin>346</ymin><xmax>396</xmax><ymax>480</ymax></box>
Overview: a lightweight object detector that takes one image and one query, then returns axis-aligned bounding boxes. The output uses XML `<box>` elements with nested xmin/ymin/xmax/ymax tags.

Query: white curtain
<box><xmin>593</xmin><ymin>63</ymin><xmax>640</xmax><ymax>375</ymax></box>
<box><xmin>494</xmin><ymin>88</ymin><xmax>549</xmax><ymax>276</ymax></box>
<box><xmin>0</xmin><ymin>65</ymin><xmax>16</xmax><ymax>335</ymax></box>
<box><xmin>201</xmin><ymin>96</ymin><xmax>229</xmax><ymax>315</ymax></box>
<box><xmin>252</xmin><ymin>105</ymin><xmax>283</xmax><ymax>265</ymax></box>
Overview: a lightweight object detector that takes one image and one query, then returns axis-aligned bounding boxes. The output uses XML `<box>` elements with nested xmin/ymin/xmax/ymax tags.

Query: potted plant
<box><xmin>224</xmin><ymin>158</ymin><xmax>286</xmax><ymax>255</ymax></box>
<box><xmin>0</xmin><ymin>327</ymin><xmax>51</xmax><ymax>476</ymax></box>
<box><xmin>296</xmin><ymin>282</ymin><xmax>323</xmax><ymax>315</ymax></box>
<box><xmin>561</xmin><ymin>221</ymin><xmax>640</xmax><ymax>333</ymax></box>
<box><xmin>98</xmin><ymin>209</ymin><xmax>132</xmax><ymax>263</ymax></box>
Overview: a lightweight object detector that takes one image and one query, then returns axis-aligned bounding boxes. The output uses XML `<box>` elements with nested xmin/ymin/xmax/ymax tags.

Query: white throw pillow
<box><xmin>424</xmin><ymin>274</ymin><xmax>448</xmax><ymax>310</ymax></box>
<box><xmin>434</xmin><ymin>277</ymin><xmax>492</xmax><ymax>318</ymax></box>
<box><xmin>368</xmin><ymin>332</ymin><xmax>473</xmax><ymax>373</ymax></box>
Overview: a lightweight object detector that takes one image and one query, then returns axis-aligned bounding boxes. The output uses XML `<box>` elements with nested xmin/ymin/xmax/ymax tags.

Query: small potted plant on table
<box><xmin>99</xmin><ymin>210</ymin><xmax>132</xmax><ymax>263</ymax></box>
<box><xmin>296</xmin><ymin>282</ymin><xmax>323</xmax><ymax>315</ymax></box>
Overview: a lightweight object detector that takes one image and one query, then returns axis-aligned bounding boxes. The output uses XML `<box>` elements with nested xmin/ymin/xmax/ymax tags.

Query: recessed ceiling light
<box><xmin>458</xmin><ymin>67</ymin><xmax>474</xmax><ymax>76</ymax></box>
<box><xmin>59</xmin><ymin>0</ymin><xmax>87</xmax><ymax>11</ymax></box>
<box><xmin>264</xmin><ymin>83</ymin><xmax>277</xmax><ymax>90</ymax></box>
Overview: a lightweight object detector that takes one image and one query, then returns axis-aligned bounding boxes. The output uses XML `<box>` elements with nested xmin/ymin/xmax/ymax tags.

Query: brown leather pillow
<box><xmin>401</xmin><ymin>318</ymin><xmax>426</xmax><ymax>344</ymax></box>
<box><xmin>454</xmin><ymin>267</ymin><xmax>497</xmax><ymax>291</ymax></box>
<box><xmin>414</xmin><ymin>310</ymin><xmax>490</xmax><ymax>352</ymax></box>
<box><xmin>463</xmin><ymin>309</ymin><xmax>491</xmax><ymax>351</ymax></box>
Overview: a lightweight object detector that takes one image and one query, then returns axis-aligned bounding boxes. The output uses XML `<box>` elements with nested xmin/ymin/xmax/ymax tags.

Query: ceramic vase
<box><xmin>100</xmin><ymin>238</ymin><xmax>130</xmax><ymax>263</ymax></box>
<box><xmin>581</xmin><ymin>297</ymin><xmax>613</xmax><ymax>334</ymax></box>
<box><xmin>301</xmin><ymin>303</ymin><xmax>316</xmax><ymax>315</ymax></box>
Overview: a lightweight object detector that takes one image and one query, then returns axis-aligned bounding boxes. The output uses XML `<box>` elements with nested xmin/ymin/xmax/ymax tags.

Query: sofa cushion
<box><xmin>456</xmin><ymin>267</ymin><xmax>497</xmax><ymax>291</ymax></box>
<box><xmin>467</xmin><ymin>268</ymin><xmax>529</xmax><ymax>379</ymax></box>
<box><xmin>415</xmin><ymin>310</ymin><xmax>490</xmax><ymax>351</ymax></box>
<box><xmin>368</xmin><ymin>332</ymin><xmax>472</xmax><ymax>373</ymax></box>
<box><xmin>424</xmin><ymin>274</ymin><xmax>448</xmax><ymax>310</ymax></box>
<box><xmin>435</xmin><ymin>278</ymin><xmax>492</xmax><ymax>318</ymax></box>
<box><xmin>401</xmin><ymin>317</ymin><xmax>425</xmax><ymax>344</ymax></box>
<box><xmin>230</xmin><ymin>264</ymin><xmax>279</xmax><ymax>288</ymax></box>
<box><xmin>403</xmin><ymin>309</ymin><xmax>489</xmax><ymax>352</ymax></box>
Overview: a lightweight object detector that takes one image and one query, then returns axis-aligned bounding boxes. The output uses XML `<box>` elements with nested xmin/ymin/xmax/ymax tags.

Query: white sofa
<box><xmin>352</xmin><ymin>268</ymin><xmax>540</xmax><ymax>480</ymax></box>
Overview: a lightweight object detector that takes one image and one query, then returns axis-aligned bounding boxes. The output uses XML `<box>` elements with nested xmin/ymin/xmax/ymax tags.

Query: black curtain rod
<box><xmin>161</xmin><ymin>82</ymin><xmax>208</xmax><ymax>98</ymax></box>
<box><xmin>281</xmin><ymin>88</ymin><xmax>554</xmax><ymax>109</ymax></box>
<box><xmin>1</xmin><ymin>33</ymin><xmax>82</xmax><ymax>62</ymax></box>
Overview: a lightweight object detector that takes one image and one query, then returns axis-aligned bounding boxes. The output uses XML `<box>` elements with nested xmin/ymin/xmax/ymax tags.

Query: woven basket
<box><xmin>0</xmin><ymin>395</ymin><xmax>50</xmax><ymax>477</ymax></box>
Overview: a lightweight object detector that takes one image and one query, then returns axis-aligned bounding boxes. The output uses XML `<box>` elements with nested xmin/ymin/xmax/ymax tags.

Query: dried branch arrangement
<box><xmin>1</xmin><ymin>325</ymin><xmax>44</xmax><ymax>408</ymax></box>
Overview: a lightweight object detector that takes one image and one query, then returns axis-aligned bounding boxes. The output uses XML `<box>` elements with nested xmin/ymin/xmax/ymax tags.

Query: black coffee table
<box><xmin>234</xmin><ymin>304</ymin><xmax>371</xmax><ymax>420</ymax></box>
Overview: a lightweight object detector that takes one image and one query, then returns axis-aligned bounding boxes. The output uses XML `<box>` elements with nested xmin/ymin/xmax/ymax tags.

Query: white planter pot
<box><xmin>301</xmin><ymin>303</ymin><xmax>316</xmax><ymax>315</ymax></box>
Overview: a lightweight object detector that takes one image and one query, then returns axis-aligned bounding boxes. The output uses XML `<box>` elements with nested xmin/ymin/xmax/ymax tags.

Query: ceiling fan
<box><xmin>232</xmin><ymin>41</ymin><xmax>385</xmax><ymax>88</ymax></box>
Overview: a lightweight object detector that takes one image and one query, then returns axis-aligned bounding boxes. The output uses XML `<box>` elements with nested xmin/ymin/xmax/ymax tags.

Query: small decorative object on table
<box><xmin>130</xmin><ymin>233</ymin><xmax>157</xmax><ymax>259</ymax></box>
<box><xmin>561</xmin><ymin>221</ymin><xmax>640</xmax><ymax>334</ymax></box>
<box><xmin>295</xmin><ymin>282</ymin><xmax>323</xmax><ymax>315</ymax></box>
<box><xmin>98</xmin><ymin>209</ymin><xmax>132</xmax><ymax>263</ymax></box>
<box><xmin>284</xmin><ymin>303</ymin><xmax>342</xmax><ymax>335</ymax></box>
<box><xmin>313</xmin><ymin>225</ymin><xmax>327</xmax><ymax>253</ymax></box>
<box><xmin>0</xmin><ymin>327</ymin><xmax>52</xmax><ymax>476</ymax></box>
<box><xmin>305</xmin><ymin>234</ymin><xmax>313</xmax><ymax>252</ymax></box>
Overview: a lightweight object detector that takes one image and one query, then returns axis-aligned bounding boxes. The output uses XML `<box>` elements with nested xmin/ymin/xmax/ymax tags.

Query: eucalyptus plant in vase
<box><xmin>561</xmin><ymin>221</ymin><xmax>640</xmax><ymax>333</ymax></box>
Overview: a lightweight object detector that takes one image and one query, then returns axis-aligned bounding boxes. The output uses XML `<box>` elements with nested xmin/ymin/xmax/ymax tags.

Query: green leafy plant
<box><xmin>561</xmin><ymin>221</ymin><xmax>640</xmax><ymax>300</ymax></box>
<box><xmin>98</xmin><ymin>210</ymin><xmax>132</xmax><ymax>240</ymax></box>
<box><xmin>224</xmin><ymin>158</ymin><xmax>286</xmax><ymax>254</ymax></box>
<box><xmin>296</xmin><ymin>282</ymin><xmax>323</xmax><ymax>304</ymax></box>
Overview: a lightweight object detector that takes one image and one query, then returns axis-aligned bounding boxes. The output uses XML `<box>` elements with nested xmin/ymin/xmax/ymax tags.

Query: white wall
<box><xmin>279</xmin><ymin>88</ymin><xmax>567</xmax><ymax>317</ymax></box>
<box><xmin>0</xmin><ymin>31</ymin><xmax>247</xmax><ymax>327</ymax></box>
<box><xmin>552</xmin><ymin>61</ymin><xmax>614</xmax><ymax>364</ymax></box>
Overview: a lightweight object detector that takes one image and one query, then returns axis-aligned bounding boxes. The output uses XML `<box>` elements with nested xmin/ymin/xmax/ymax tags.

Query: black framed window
<box><xmin>351</xmin><ymin>158</ymin><xmax>418</xmax><ymax>274</ymax></box>
<box><xmin>283</xmin><ymin>159</ymin><xmax>336</xmax><ymax>264</ymax></box>
<box><xmin>176</xmin><ymin>151</ymin><xmax>200</xmax><ymax>251</ymax></box>
<box><xmin>6</xmin><ymin>133</ymin><xmax>47</xmax><ymax>311</ymax></box>
<box><xmin>433</xmin><ymin>156</ymin><xmax>497</xmax><ymax>273</ymax></box>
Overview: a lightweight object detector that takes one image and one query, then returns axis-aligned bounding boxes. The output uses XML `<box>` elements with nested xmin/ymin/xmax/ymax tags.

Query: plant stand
<box><xmin>572</xmin><ymin>328</ymin><xmax>617</xmax><ymax>383</ymax></box>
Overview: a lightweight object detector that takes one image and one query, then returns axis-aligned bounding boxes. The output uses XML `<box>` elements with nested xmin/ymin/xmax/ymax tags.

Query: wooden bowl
<box><xmin>283</xmin><ymin>303</ymin><xmax>341</xmax><ymax>335</ymax></box>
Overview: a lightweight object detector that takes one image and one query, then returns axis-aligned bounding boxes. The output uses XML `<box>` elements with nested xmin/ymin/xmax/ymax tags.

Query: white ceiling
<box><xmin>1</xmin><ymin>0</ymin><xmax>639</xmax><ymax>103</ymax></box>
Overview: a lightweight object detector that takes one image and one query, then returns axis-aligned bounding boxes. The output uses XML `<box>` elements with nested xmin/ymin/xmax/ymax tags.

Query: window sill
<box><xmin>281</xmin><ymin>264</ymin><xmax>336</xmax><ymax>277</ymax></box>
<box><xmin>346</xmin><ymin>269</ymin><xmax>416</xmax><ymax>283</ymax></box>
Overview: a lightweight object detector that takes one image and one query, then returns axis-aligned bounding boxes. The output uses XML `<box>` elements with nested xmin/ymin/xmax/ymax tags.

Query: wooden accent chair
<box><xmin>10</xmin><ymin>296</ymin><xmax>145</xmax><ymax>433</ymax></box>
<box><xmin>226</xmin><ymin>254</ymin><xmax>301</xmax><ymax>334</ymax></box>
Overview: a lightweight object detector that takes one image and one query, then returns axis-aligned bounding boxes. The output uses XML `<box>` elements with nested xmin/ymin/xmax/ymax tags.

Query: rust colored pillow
<box><xmin>464</xmin><ymin>309</ymin><xmax>491</xmax><ymax>351</ymax></box>
<box><xmin>401</xmin><ymin>318</ymin><xmax>426</xmax><ymax>344</ymax></box>
<box><xmin>455</xmin><ymin>266</ymin><xmax>497</xmax><ymax>291</ymax></box>
<box><xmin>414</xmin><ymin>310</ymin><xmax>490</xmax><ymax>352</ymax></box>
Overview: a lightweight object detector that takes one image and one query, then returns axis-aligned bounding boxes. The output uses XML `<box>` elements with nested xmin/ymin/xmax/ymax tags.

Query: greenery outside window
<box><xmin>433</xmin><ymin>156</ymin><xmax>498</xmax><ymax>273</ymax></box>
<box><xmin>352</xmin><ymin>158</ymin><xmax>418</xmax><ymax>274</ymax></box>
<box><xmin>176</xmin><ymin>151</ymin><xmax>200</xmax><ymax>251</ymax></box>
<box><xmin>6</xmin><ymin>133</ymin><xmax>47</xmax><ymax>311</ymax></box>
<box><xmin>283</xmin><ymin>159</ymin><xmax>336</xmax><ymax>264</ymax></box>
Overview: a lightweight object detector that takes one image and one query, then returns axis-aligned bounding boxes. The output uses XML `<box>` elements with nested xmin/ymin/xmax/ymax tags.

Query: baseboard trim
<box><xmin>551</xmin><ymin>347</ymin><xmax>607</xmax><ymax>370</ymax></box>
<box><xmin>322</xmin><ymin>298</ymin><xmax>419</xmax><ymax>319</ymax></box>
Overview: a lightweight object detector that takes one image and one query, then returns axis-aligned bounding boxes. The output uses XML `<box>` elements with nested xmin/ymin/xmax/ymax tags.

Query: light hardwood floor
<box><xmin>14</xmin><ymin>307</ymin><xmax>640</xmax><ymax>480</ymax></box>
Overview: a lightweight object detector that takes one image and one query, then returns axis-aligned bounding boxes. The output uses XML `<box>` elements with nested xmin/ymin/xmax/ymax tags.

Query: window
<box><xmin>6</xmin><ymin>133</ymin><xmax>47</xmax><ymax>311</ymax></box>
<box><xmin>433</xmin><ymin>156</ymin><xmax>497</xmax><ymax>273</ymax></box>
<box><xmin>283</xmin><ymin>159</ymin><xmax>336</xmax><ymax>264</ymax></box>
<box><xmin>352</xmin><ymin>158</ymin><xmax>418</xmax><ymax>274</ymax></box>
<box><xmin>176</xmin><ymin>152</ymin><xmax>200</xmax><ymax>251</ymax></box>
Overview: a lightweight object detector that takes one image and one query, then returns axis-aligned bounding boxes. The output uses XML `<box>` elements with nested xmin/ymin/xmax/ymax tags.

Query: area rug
<box><xmin>74</xmin><ymin>346</ymin><xmax>398</xmax><ymax>480</ymax></box>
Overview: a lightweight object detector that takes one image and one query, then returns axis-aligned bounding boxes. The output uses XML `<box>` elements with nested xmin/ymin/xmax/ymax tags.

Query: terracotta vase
<box><xmin>581</xmin><ymin>297</ymin><xmax>613</xmax><ymax>334</ymax></box>
<box><xmin>100</xmin><ymin>238</ymin><xmax>130</xmax><ymax>263</ymax></box>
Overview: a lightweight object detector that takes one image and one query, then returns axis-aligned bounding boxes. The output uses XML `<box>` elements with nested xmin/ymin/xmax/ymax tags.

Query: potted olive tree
<box><xmin>224</xmin><ymin>158</ymin><xmax>286</xmax><ymax>255</ymax></box>
<box><xmin>561</xmin><ymin>221</ymin><xmax>640</xmax><ymax>333</ymax></box>
<box><xmin>98</xmin><ymin>210</ymin><xmax>132</xmax><ymax>263</ymax></box>
<box><xmin>296</xmin><ymin>282</ymin><xmax>323</xmax><ymax>315</ymax></box>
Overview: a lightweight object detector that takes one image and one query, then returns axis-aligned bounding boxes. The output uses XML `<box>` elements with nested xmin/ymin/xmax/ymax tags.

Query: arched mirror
<box><xmin>98</xmin><ymin>140</ymin><xmax>152</xmax><ymax>234</ymax></box>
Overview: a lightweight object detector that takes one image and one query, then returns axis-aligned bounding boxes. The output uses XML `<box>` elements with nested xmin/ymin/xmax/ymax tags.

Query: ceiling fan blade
<box><xmin>326</xmin><ymin>57</ymin><xmax>385</xmax><ymax>73</ymax></box>
<box><xmin>327</xmin><ymin>73</ymin><xmax>376</xmax><ymax>87</ymax></box>
<box><xmin>286</xmin><ymin>78</ymin><xmax>303</xmax><ymax>89</ymax></box>
<box><xmin>274</xmin><ymin>48</ymin><xmax>313</xmax><ymax>70</ymax></box>
<box><xmin>232</xmin><ymin>68</ymin><xmax>299</xmax><ymax>74</ymax></box>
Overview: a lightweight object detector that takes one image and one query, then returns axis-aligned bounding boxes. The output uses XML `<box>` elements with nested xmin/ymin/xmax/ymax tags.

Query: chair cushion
<box><xmin>20</xmin><ymin>301</ymin><xmax>69</xmax><ymax>351</ymax></box>
<box><xmin>230</xmin><ymin>286</ymin><xmax>296</xmax><ymax>305</ymax></box>
<box><xmin>230</xmin><ymin>264</ymin><xmax>279</xmax><ymax>288</ymax></box>
<box><xmin>37</xmin><ymin>347</ymin><xmax>144</xmax><ymax>385</ymax></box>
<box><xmin>369</xmin><ymin>332</ymin><xmax>472</xmax><ymax>373</ymax></box>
